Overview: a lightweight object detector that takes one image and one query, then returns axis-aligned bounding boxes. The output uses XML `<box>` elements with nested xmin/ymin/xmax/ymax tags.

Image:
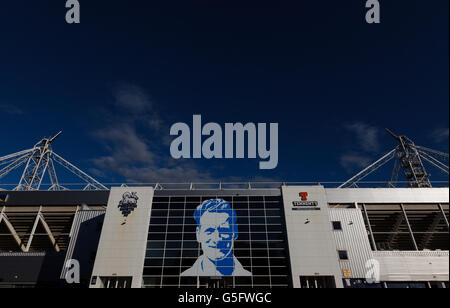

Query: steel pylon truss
<box><xmin>0</xmin><ymin>132</ymin><xmax>108</xmax><ymax>191</ymax></box>
<box><xmin>340</xmin><ymin>129</ymin><xmax>449</xmax><ymax>188</ymax></box>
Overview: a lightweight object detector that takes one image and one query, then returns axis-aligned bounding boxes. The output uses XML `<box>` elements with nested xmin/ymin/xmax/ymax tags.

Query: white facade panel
<box><xmin>374</xmin><ymin>251</ymin><xmax>449</xmax><ymax>281</ymax></box>
<box><xmin>90</xmin><ymin>187</ymin><xmax>154</xmax><ymax>288</ymax></box>
<box><xmin>325</xmin><ymin>188</ymin><xmax>449</xmax><ymax>204</ymax></box>
<box><xmin>329</xmin><ymin>208</ymin><xmax>374</xmax><ymax>279</ymax></box>
<box><xmin>282</xmin><ymin>186</ymin><xmax>343</xmax><ymax>288</ymax></box>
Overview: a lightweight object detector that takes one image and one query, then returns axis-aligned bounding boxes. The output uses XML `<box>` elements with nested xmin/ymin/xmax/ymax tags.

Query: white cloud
<box><xmin>0</xmin><ymin>103</ymin><xmax>23</xmax><ymax>115</ymax></box>
<box><xmin>339</xmin><ymin>122</ymin><xmax>381</xmax><ymax>172</ymax></box>
<box><xmin>115</xmin><ymin>84</ymin><xmax>153</xmax><ymax>113</ymax></box>
<box><xmin>344</xmin><ymin>122</ymin><xmax>380</xmax><ymax>153</ymax></box>
<box><xmin>431</xmin><ymin>127</ymin><xmax>449</xmax><ymax>143</ymax></box>
<box><xmin>340</xmin><ymin>153</ymin><xmax>372</xmax><ymax>172</ymax></box>
<box><xmin>92</xmin><ymin>84</ymin><xmax>213</xmax><ymax>183</ymax></box>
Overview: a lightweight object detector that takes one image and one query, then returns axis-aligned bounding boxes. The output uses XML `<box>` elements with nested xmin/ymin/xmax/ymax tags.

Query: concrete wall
<box><xmin>90</xmin><ymin>187</ymin><xmax>154</xmax><ymax>288</ymax></box>
<box><xmin>61</xmin><ymin>210</ymin><xmax>105</xmax><ymax>286</ymax></box>
<box><xmin>282</xmin><ymin>186</ymin><xmax>343</xmax><ymax>288</ymax></box>
<box><xmin>0</xmin><ymin>252</ymin><xmax>66</xmax><ymax>287</ymax></box>
<box><xmin>374</xmin><ymin>251</ymin><xmax>449</xmax><ymax>282</ymax></box>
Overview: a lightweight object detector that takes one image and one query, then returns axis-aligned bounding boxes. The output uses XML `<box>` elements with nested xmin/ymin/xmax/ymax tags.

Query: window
<box><xmin>300</xmin><ymin>276</ymin><xmax>336</xmax><ymax>288</ymax></box>
<box><xmin>144</xmin><ymin>194</ymin><xmax>291</xmax><ymax>288</ymax></box>
<box><xmin>332</xmin><ymin>221</ymin><xmax>342</xmax><ymax>230</ymax></box>
<box><xmin>100</xmin><ymin>277</ymin><xmax>132</xmax><ymax>288</ymax></box>
<box><xmin>338</xmin><ymin>250</ymin><xmax>349</xmax><ymax>260</ymax></box>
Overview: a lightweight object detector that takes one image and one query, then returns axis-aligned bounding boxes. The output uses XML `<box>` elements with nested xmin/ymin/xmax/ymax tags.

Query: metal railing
<box><xmin>0</xmin><ymin>181</ymin><xmax>449</xmax><ymax>191</ymax></box>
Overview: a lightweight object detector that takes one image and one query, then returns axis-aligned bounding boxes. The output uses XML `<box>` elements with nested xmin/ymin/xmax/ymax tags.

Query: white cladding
<box><xmin>374</xmin><ymin>251</ymin><xmax>449</xmax><ymax>282</ymax></box>
<box><xmin>90</xmin><ymin>187</ymin><xmax>154</xmax><ymax>288</ymax></box>
<box><xmin>88</xmin><ymin>185</ymin><xmax>448</xmax><ymax>288</ymax></box>
<box><xmin>325</xmin><ymin>187</ymin><xmax>449</xmax><ymax>204</ymax></box>
<box><xmin>329</xmin><ymin>208</ymin><xmax>373</xmax><ymax>279</ymax></box>
<box><xmin>282</xmin><ymin>186</ymin><xmax>343</xmax><ymax>288</ymax></box>
<box><xmin>286</xmin><ymin>186</ymin><xmax>449</xmax><ymax>286</ymax></box>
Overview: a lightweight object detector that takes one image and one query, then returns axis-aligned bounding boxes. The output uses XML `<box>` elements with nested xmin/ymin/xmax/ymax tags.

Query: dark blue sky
<box><xmin>0</xmin><ymin>1</ymin><xmax>448</xmax><ymax>187</ymax></box>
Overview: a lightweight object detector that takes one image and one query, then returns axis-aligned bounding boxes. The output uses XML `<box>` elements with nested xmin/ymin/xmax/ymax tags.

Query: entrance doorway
<box><xmin>300</xmin><ymin>276</ymin><xmax>336</xmax><ymax>288</ymax></box>
<box><xmin>100</xmin><ymin>276</ymin><xmax>132</xmax><ymax>288</ymax></box>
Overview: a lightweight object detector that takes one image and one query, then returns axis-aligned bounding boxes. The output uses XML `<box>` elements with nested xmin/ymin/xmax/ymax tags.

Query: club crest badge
<box><xmin>118</xmin><ymin>192</ymin><xmax>139</xmax><ymax>217</ymax></box>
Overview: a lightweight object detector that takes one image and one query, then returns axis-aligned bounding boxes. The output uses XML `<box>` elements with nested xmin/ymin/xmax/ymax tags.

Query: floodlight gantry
<box><xmin>0</xmin><ymin>132</ymin><xmax>107</xmax><ymax>191</ymax></box>
<box><xmin>340</xmin><ymin>129</ymin><xmax>449</xmax><ymax>188</ymax></box>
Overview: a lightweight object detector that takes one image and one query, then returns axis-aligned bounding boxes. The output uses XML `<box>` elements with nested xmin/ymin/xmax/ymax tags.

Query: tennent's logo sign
<box><xmin>292</xmin><ymin>192</ymin><xmax>319</xmax><ymax>210</ymax></box>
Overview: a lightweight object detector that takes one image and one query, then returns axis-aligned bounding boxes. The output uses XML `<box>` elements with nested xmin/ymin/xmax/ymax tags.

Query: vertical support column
<box><xmin>400</xmin><ymin>203</ymin><xmax>418</xmax><ymax>251</ymax></box>
<box><xmin>1</xmin><ymin>207</ymin><xmax>26</xmax><ymax>252</ymax></box>
<box><xmin>438</xmin><ymin>203</ymin><xmax>449</xmax><ymax>229</ymax></box>
<box><xmin>39</xmin><ymin>211</ymin><xmax>61</xmax><ymax>252</ymax></box>
<box><xmin>360</xmin><ymin>203</ymin><xmax>377</xmax><ymax>251</ymax></box>
<box><xmin>26</xmin><ymin>206</ymin><xmax>42</xmax><ymax>252</ymax></box>
<box><xmin>0</xmin><ymin>206</ymin><xmax>5</xmax><ymax>225</ymax></box>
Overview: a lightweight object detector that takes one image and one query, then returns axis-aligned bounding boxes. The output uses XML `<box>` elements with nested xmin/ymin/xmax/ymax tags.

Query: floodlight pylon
<box><xmin>0</xmin><ymin>132</ymin><xmax>107</xmax><ymax>191</ymax></box>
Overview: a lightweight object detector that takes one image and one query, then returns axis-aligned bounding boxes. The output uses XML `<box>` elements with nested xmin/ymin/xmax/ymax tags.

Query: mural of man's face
<box><xmin>197</xmin><ymin>211</ymin><xmax>235</xmax><ymax>261</ymax></box>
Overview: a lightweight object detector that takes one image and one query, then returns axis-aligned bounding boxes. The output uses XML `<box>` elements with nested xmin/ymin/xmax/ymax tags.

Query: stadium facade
<box><xmin>0</xmin><ymin>185</ymin><xmax>448</xmax><ymax>288</ymax></box>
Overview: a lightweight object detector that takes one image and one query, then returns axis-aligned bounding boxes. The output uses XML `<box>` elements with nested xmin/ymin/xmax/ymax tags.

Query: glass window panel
<box><xmin>267</xmin><ymin>225</ymin><xmax>282</xmax><ymax>232</ymax></box>
<box><xmin>150</xmin><ymin>217</ymin><xmax>167</xmax><ymax>225</ymax></box>
<box><xmin>145</xmin><ymin>258</ymin><xmax>163</xmax><ymax>267</ymax></box>
<box><xmin>271</xmin><ymin>276</ymin><xmax>289</xmax><ymax>285</ymax></box>
<box><xmin>183</xmin><ymin>233</ymin><xmax>197</xmax><ymax>241</ymax></box>
<box><xmin>252</xmin><ymin>258</ymin><xmax>269</xmax><ymax>267</ymax></box>
<box><xmin>151</xmin><ymin>203</ymin><xmax>169</xmax><ymax>210</ymax></box>
<box><xmin>165</xmin><ymin>241</ymin><xmax>182</xmax><ymax>249</ymax></box>
<box><xmin>151</xmin><ymin>210</ymin><xmax>168</xmax><ymax>217</ymax></box>
<box><xmin>181</xmin><ymin>249</ymin><xmax>200</xmax><ymax>258</ymax></box>
<box><xmin>168</xmin><ymin>217</ymin><xmax>183</xmax><ymax>225</ymax></box>
<box><xmin>162</xmin><ymin>277</ymin><xmax>180</xmax><ymax>285</ymax></box>
<box><xmin>238</xmin><ymin>224</ymin><xmax>250</xmax><ymax>233</ymax></box>
<box><xmin>146</xmin><ymin>249</ymin><xmax>164</xmax><ymax>258</ymax></box>
<box><xmin>253</xmin><ymin>276</ymin><xmax>270</xmax><ymax>285</ymax></box>
<box><xmin>170</xmin><ymin>203</ymin><xmax>185</xmax><ymax>210</ymax></box>
<box><xmin>147</xmin><ymin>241</ymin><xmax>165</xmax><ymax>249</ymax></box>
<box><xmin>250</xmin><ymin>217</ymin><xmax>266</xmax><ymax>224</ymax></box>
<box><xmin>250</xmin><ymin>202</ymin><xmax>265</xmax><ymax>209</ymax></box>
<box><xmin>148</xmin><ymin>233</ymin><xmax>166</xmax><ymax>241</ymax></box>
<box><xmin>233</xmin><ymin>203</ymin><xmax>249</xmax><ymax>210</ymax></box>
<box><xmin>163</xmin><ymin>259</ymin><xmax>181</xmax><ymax>267</ymax></box>
<box><xmin>167</xmin><ymin>225</ymin><xmax>183</xmax><ymax>233</ymax></box>
<box><xmin>266</xmin><ymin>210</ymin><xmax>281</xmax><ymax>217</ymax></box>
<box><xmin>166</xmin><ymin>233</ymin><xmax>182</xmax><ymax>240</ymax></box>
<box><xmin>235</xmin><ymin>276</ymin><xmax>252</xmax><ymax>285</ymax></box>
<box><xmin>250</xmin><ymin>210</ymin><xmax>265</xmax><ymax>217</ymax></box>
<box><xmin>233</xmin><ymin>196</ymin><xmax>248</xmax><ymax>202</ymax></box>
<box><xmin>252</xmin><ymin>250</ymin><xmax>269</xmax><ymax>258</ymax></box>
<box><xmin>153</xmin><ymin>197</ymin><xmax>169</xmax><ymax>203</ymax></box>
<box><xmin>164</xmin><ymin>250</ymin><xmax>181</xmax><ymax>258</ymax></box>
<box><xmin>149</xmin><ymin>225</ymin><xmax>166</xmax><ymax>233</ymax></box>
<box><xmin>252</xmin><ymin>267</ymin><xmax>270</xmax><ymax>275</ymax></box>
<box><xmin>234</xmin><ymin>249</ymin><xmax>251</xmax><ymax>258</ymax></box>
<box><xmin>169</xmin><ymin>210</ymin><xmax>185</xmax><ymax>217</ymax></box>
<box><xmin>249</xmin><ymin>196</ymin><xmax>264</xmax><ymax>202</ymax></box>
<box><xmin>146</xmin><ymin>194</ymin><xmax>290</xmax><ymax>288</ymax></box>
<box><xmin>142</xmin><ymin>276</ymin><xmax>161</xmax><ymax>285</ymax></box>
<box><xmin>180</xmin><ymin>276</ymin><xmax>198</xmax><ymax>285</ymax></box>
<box><xmin>265</xmin><ymin>196</ymin><xmax>281</xmax><ymax>202</ymax></box>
